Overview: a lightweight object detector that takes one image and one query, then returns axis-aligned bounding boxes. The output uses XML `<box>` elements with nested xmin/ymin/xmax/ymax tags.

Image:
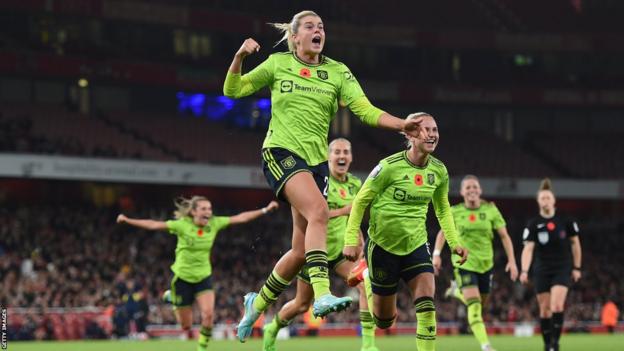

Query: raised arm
<box><xmin>229</xmin><ymin>201</ymin><xmax>279</xmax><ymax>225</ymax></box>
<box><xmin>432</xmin><ymin>230</ymin><xmax>447</xmax><ymax>275</ymax></box>
<box><xmin>223</xmin><ymin>39</ymin><xmax>273</xmax><ymax>99</ymax></box>
<box><xmin>496</xmin><ymin>227</ymin><xmax>518</xmax><ymax>281</ymax></box>
<box><xmin>519</xmin><ymin>241</ymin><xmax>535</xmax><ymax>284</ymax></box>
<box><xmin>570</xmin><ymin>235</ymin><xmax>582</xmax><ymax>282</ymax></box>
<box><xmin>116</xmin><ymin>214</ymin><xmax>168</xmax><ymax>231</ymax></box>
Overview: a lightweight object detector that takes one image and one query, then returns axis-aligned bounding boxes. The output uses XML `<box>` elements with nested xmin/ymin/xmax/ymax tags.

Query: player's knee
<box><xmin>296</xmin><ymin>300</ymin><xmax>312</xmax><ymax>314</ymax></box>
<box><xmin>200</xmin><ymin>310</ymin><xmax>213</xmax><ymax>324</ymax></box>
<box><xmin>551</xmin><ymin>303</ymin><xmax>564</xmax><ymax>313</ymax></box>
<box><xmin>372</xmin><ymin>313</ymin><xmax>395</xmax><ymax>329</ymax></box>
<box><xmin>181</xmin><ymin>322</ymin><xmax>192</xmax><ymax>331</ymax></box>
<box><xmin>305</xmin><ymin>204</ymin><xmax>329</xmax><ymax>226</ymax></box>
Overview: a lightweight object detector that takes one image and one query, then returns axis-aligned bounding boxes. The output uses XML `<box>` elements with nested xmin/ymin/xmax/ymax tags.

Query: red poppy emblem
<box><xmin>547</xmin><ymin>222</ymin><xmax>555</xmax><ymax>231</ymax></box>
<box><xmin>299</xmin><ymin>68</ymin><xmax>311</xmax><ymax>77</ymax></box>
<box><xmin>469</xmin><ymin>214</ymin><xmax>476</xmax><ymax>222</ymax></box>
<box><xmin>197</xmin><ymin>229</ymin><xmax>204</xmax><ymax>237</ymax></box>
<box><xmin>339</xmin><ymin>189</ymin><xmax>347</xmax><ymax>199</ymax></box>
<box><xmin>414</xmin><ymin>174</ymin><xmax>423</xmax><ymax>186</ymax></box>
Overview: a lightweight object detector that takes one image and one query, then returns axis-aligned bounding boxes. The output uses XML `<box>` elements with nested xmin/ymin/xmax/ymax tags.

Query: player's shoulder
<box><xmin>428</xmin><ymin>155</ymin><xmax>447</xmax><ymax>169</ymax></box>
<box><xmin>481</xmin><ymin>200</ymin><xmax>499</xmax><ymax>210</ymax></box>
<box><xmin>451</xmin><ymin>203</ymin><xmax>465</xmax><ymax>212</ymax></box>
<box><xmin>347</xmin><ymin>172</ymin><xmax>362</xmax><ymax>186</ymax></box>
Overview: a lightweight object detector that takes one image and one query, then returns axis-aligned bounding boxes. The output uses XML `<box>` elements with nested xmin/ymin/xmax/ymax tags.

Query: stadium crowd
<box><xmin>2</xmin><ymin>203</ymin><xmax>621</xmax><ymax>340</ymax></box>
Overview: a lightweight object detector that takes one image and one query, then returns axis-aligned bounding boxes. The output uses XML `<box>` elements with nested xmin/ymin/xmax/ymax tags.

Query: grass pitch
<box><xmin>8</xmin><ymin>334</ymin><xmax>623</xmax><ymax>351</ymax></box>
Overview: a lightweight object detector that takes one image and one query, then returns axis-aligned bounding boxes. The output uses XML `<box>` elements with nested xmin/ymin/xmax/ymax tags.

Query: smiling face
<box><xmin>408</xmin><ymin>115</ymin><xmax>439</xmax><ymax>154</ymax></box>
<box><xmin>460</xmin><ymin>178</ymin><xmax>482</xmax><ymax>203</ymax></box>
<box><xmin>190</xmin><ymin>200</ymin><xmax>213</xmax><ymax>226</ymax></box>
<box><xmin>293</xmin><ymin>15</ymin><xmax>325</xmax><ymax>56</ymax></box>
<box><xmin>537</xmin><ymin>190</ymin><xmax>556</xmax><ymax>214</ymax></box>
<box><xmin>329</xmin><ymin>139</ymin><xmax>352</xmax><ymax>179</ymax></box>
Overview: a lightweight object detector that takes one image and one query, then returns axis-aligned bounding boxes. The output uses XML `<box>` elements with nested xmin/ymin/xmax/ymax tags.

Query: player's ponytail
<box><xmin>173</xmin><ymin>196</ymin><xmax>209</xmax><ymax>219</ymax></box>
<box><xmin>539</xmin><ymin>178</ymin><xmax>553</xmax><ymax>192</ymax></box>
<box><xmin>270</xmin><ymin>10</ymin><xmax>319</xmax><ymax>51</ymax></box>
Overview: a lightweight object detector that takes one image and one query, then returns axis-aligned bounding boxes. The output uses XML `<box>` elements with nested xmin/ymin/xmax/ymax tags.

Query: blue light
<box><xmin>216</xmin><ymin>96</ymin><xmax>235</xmax><ymax>110</ymax></box>
<box><xmin>257</xmin><ymin>98</ymin><xmax>271</xmax><ymax>110</ymax></box>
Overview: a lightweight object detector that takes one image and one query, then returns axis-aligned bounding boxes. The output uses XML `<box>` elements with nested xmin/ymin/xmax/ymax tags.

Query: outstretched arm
<box><xmin>223</xmin><ymin>38</ymin><xmax>272</xmax><ymax>99</ymax></box>
<box><xmin>497</xmin><ymin>227</ymin><xmax>518</xmax><ymax>281</ymax></box>
<box><xmin>229</xmin><ymin>201</ymin><xmax>279</xmax><ymax>225</ymax></box>
<box><xmin>116</xmin><ymin>214</ymin><xmax>167</xmax><ymax>231</ymax></box>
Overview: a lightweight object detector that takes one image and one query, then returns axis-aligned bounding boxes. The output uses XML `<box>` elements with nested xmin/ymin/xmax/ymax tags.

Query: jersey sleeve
<box><xmin>344</xmin><ymin>163</ymin><xmax>389</xmax><ymax>246</ymax></box>
<box><xmin>567</xmin><ymin>217</ymin><xmax>580</xmax><ymax>237</ymax></box>
<box><xmin>223</xmin><ymin>55</ymin><xmax>274</xmax><ymax>98</ymax></box>
<box><xmin>491</xmin><ymin>204</ymin><xmax>507</xmax><ymax>230</ymax></box>
<box><xmin>212</xmin><ymin>216</ymin><xmax>231</xmax><ymax>232</ymax></box>
<box><xmin>522</xmin><ymin>220</ymin><xmax>536</xmax><ymax>243</ymax></box>
<box><xmin>431</xmin><ymin>169</ymin><xmax>460</xmax><ymax>250</ymax></box>
<box><xmin>166</xmin><ymin>219</ymin><xmax>183</xmax><ymax>236</ymax></box>
<box><xmin>338</xmin><ymin>64</ymin><xmax>384</xmax><ymax>126</ymax></box>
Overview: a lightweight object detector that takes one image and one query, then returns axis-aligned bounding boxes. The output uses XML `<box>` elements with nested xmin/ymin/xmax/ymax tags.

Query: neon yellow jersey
<box><xmin>224</xmin><ymin>52</ymin><xmax>384</xmax><ymax>166</ymax></box>
<box><xmin>345</xmin><ymin>151</ymin><xmax>460</xmax><ymax>255</ymax></box>
<box><xmin>326</xmin><ymin>173</ymin><xmax>362</xmax><ymax>260</ymax></box>
<box><xmin>165</xmin><ymin>216</ymin><xmax>230</xmax><ymax>282</ymax></box>
<box><xmin>450</xmin><ymin>202</ymin><xmax>506</xmax><ymax>273</ymax></box>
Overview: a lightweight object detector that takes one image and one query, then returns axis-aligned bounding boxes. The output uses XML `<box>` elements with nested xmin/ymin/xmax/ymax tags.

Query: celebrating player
<box><xmin>223</xmin><ymin>10</ymin><xmax>426</xmax><ymax>342</ymax></box>
<box><xmin>262</xmin><ymin>138</ymin><xmax>378</xmax><ymax>351</ymax></box>
<box><xmin>432</xmin><ymin>175</ymin><xmax>518</xmax><ymax>351</ymax></box>
<box><xmin>520</xmin><ymin>178</ymin><xmax>582</xmax><ymax>351</ymax></box>
<box><xmin>116</xmin><ymin>196</ymin><xmax>278</xmax><ymax>351</ymax></box>
<box><xmin>343</xmin><ymin>113</ymin><xmax>468</xmax><ymax>351</ymax></box>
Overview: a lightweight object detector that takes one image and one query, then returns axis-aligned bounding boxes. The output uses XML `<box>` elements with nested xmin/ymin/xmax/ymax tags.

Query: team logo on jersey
<box><xmin>393</xmin><ymin>188</ymin><xmax>406</xmax><ymax>201</ymax></box>
<box><xmin>414</xmin><ymin>174</ymin><xmax>424</xmax><ymax>186</ymax></box>
<box><xmin>547</xmin><ymin>222</ymin><xmax>556</xmax><ymax>231</ymax></box>
<box><xmin>280</xmin><ymin>80</ymin><xmax>293</xmax><ymax>93</ymax></box>
<box><xmin>280</xmin><ymin>156</ymin><xmax>296</xmax><ymax>169</ymax></box>
<box><xmin>538</xmin><ymin>231</ymin><xmax>549</xmax><ymax>244</ymax></box>
<box><xmin>348</xmin><ymin>185</ymin><xmax>356</xmax><ymax>195</ymax></box>
<box><xmin>299</xmin><ymin>68</ymin><xmax>311</xmax><ymax>78</ymax></box>
<box><xmin>479</xmin><ymin>213</ymin><xmax>486</xmax><ymax>220</ymax></box>
<box><xmin>427</xmin><ymin>173</ymin><xmax>435</xmax><ymax>185</ymax></box>
<box><xmin>317</xmin><ymin>70</ymin><xmax>328</xmax><ymax>80</ymax></box>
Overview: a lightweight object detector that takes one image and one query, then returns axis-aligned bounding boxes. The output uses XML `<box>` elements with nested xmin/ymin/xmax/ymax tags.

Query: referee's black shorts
<box><xmin>533</xmin><ymin>267</ymin><xmax>572</xmax><ymax>293</ymax></box>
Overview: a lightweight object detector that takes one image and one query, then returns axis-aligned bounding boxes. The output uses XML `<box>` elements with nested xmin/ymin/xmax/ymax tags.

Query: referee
<box><xmin>520</xmin><ymin>178</ymin><xmax>582</xmax><ymax>351</ymax></box>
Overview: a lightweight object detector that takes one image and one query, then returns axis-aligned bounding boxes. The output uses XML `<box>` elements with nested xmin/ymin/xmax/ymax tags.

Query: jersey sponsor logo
<box><xmin>414</xmin><ymin>174</ymin><xmax>424</xmax><ymax>186</ymax></box>
<box><xmin>280</xmin><ymin>156</ymin><xmax>296</xmax><ymax>169</ymax></box>
<box><xmin>317</xmin><ymin>69</ymin><xmax>328</xmax><ymax>80</ymax></box>
<box><xmin>368</xmin><ymin>164</ymin><xmax>383</xmax><ymax>178</ymax></box>
<box><xmin>291</xmin><ymin>82</ymin><xmax>334</xmax><ymax>97</ymax></box>
<box><xmin>280</xmin><ymin>80</ymin><xmax>293</xmax><ymax>93</ymax></box>
<box><xmin>479</xmin><ymin>213</ymin><xmax>486</xmax><ymax>220</ymax></box>
<box><xmin>538</xmin><ymin>231</ymin><xmax>549</xmax><ymax>244</ymax></box>
<box><xmin>522</xmin><ymin>228</ymin><xmax>530</xmax><ymax>240</ymax></box>
<box><xmin>427</xmin><ymin>173</ymin><xmax>435</xmax><ymax>185</ymax></box>
<box><xmin>299</xmin><ymin>68</ymin><xmax>311</xmax><ymax>77</ymax></box>
<box><xmin>393</xmin><ymin>188</ymin><xmax>406</xmax><ymax>201</ymax></box>
<box><xmin>547</xmin><ymin>222</ymin><xmax>556</xmax><ymax>231</ymax></box>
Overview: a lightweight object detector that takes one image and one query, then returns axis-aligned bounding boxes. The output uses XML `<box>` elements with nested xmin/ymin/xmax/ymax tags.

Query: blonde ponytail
<box><xmin>270</xmin><ymin>10</ymin><xmax>319</xmax><ymax>51</ymax></box>
<box><xmin>173</xmin><ymin>196</ymin><xmax>209</xmax><ymax>219</ymax></box>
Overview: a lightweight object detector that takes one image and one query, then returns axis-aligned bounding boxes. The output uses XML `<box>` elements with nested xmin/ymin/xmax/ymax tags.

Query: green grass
<box><xmin>7</xmin><ymin>334</ymin><xmax>624</xmax><ymax>351</ymax></box>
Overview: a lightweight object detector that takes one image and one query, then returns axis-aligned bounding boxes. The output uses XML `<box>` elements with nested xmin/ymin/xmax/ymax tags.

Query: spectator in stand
<box><xmin>601</xmin><ymin>298</ymin><xmax>619</xmax><ymax>334</ymax></box>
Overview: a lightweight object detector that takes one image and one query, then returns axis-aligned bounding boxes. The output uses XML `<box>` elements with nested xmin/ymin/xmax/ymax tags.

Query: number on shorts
<box><xmin>323</xmin><ymin>176</ymin><xmax>329</xmax><ymax>196</ymax></box>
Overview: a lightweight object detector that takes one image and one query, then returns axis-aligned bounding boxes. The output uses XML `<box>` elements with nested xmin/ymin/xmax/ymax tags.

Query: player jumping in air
<box><xmin>223</xmin><ymin>10</ymin><xmax>426</xmax><ymax>342</ymax></box>
<box><xmin>432</xmin><ymin>175</ymin><xmax>518</xmax><ymax>351</ymax></box>
<box><xmin>263</xmin><ymin>138</ymin><xmax>379</xmax><ymax>351</ymax></box>
<box><xmin>116</xmin><ymin>196</ymin><xmax>278</xmax><ymax>351</ymax></box>
<box><xmin>344</xmin><ymin>113</ymin><xmax>468</xmax><ymax>351</ymax></box>
<box><xmin>520</xmin><ymin>179</ymin><xmax>582</xmax><ymax>351</ymax></box>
